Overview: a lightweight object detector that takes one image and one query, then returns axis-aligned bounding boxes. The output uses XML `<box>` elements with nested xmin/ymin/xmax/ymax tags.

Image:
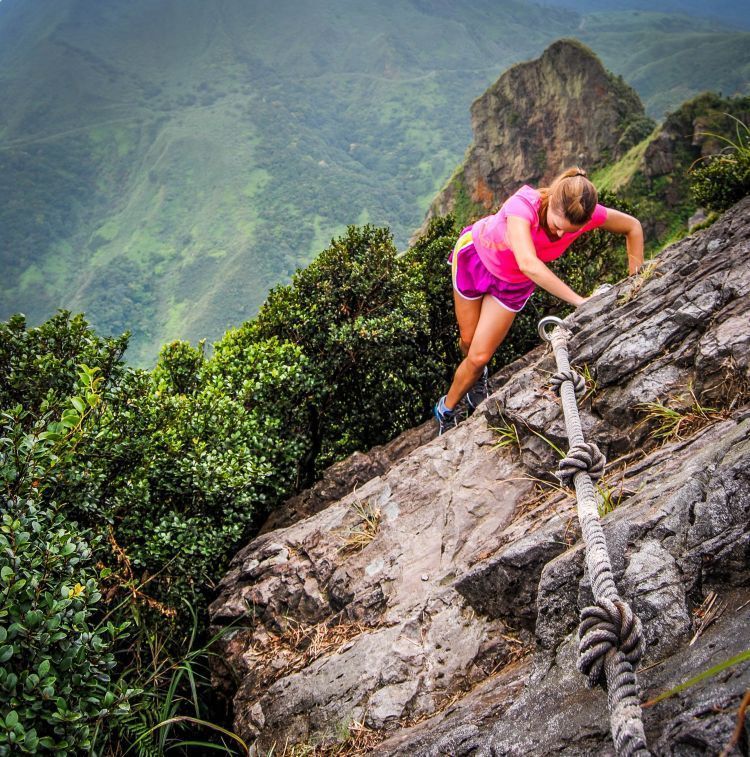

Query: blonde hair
<box><xmin>538</xmin><ymin>167</ymin><xmax>598</xmax><ymax>231</ymax></box>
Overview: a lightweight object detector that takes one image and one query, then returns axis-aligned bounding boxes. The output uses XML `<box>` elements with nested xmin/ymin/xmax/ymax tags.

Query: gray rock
<box><xmin>688</xmin><ymin>208</ymin><xmax>707</xmax><ymax>230</ymax></box>
<box><xmin>210</xmin><ymin>198</ymin><xmax>750</xmax><ymax>754</ymax></box>
<box><xmin>621</xmin><ymin>540</ymin><xmax>691</xmax><ymax>658</ymax></box>
<box><xmin>260</xmin><ymin>423</ymin><xmax>436</xmax><ymax>534</ymax></box>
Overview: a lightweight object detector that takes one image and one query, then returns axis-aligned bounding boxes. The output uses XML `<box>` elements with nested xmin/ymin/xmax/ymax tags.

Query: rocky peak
<box><xmin>420</xmin><ymin>39</ymin><xmax>653</xmax><ymax>232</ymax></box>
<box><xmin>209</xmin><ymin>198</ymin><xmax>750</xmax><ymax>755</ymax></box>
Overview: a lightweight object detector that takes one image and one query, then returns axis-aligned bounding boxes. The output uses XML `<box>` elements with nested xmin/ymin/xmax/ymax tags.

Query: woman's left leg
<box><xmin>445</xmin><ymin>295</ymin><xmax>516</xmax><ymax>409</ymax></box>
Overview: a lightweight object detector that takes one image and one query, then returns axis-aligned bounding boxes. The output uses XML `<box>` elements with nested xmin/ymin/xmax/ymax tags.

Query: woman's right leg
<box><xmin>453</xmin><ymin>288</ymin><xmax>483</xmax><ymax>357</ymax></box>
<box><xmin>445</xmin><ymin>295</ymin><xmax>516</xmax><ymax>409</ymax></box>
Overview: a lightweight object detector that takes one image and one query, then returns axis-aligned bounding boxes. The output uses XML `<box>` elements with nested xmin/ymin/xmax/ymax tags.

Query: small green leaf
<box><xmin>24</xmin><ymin>733</ymin><xmax>39</xmax><ymax>751</ymax></box>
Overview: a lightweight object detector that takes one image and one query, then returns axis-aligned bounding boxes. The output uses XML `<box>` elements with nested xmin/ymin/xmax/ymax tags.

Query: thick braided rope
<box><xmin>546</xmin><ymin>324</ymin><xmax>650</xmax><ymax>757</ymax></box>
<box><xmin>558</xmin><ymin>442</ymin><xmax>606</xmax><ymax>487</ymax></box>
<box><xmin>551</xmin><ymin>368</ymin><xmax>586</xmax><ymax>401</ymax></box>
<box><xmin>578</xmin><ymin>598</ymin><xmax>644</xmax><ymax>685</ymax></box>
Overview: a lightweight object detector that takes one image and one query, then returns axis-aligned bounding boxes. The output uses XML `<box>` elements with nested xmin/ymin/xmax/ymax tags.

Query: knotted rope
<box><xmin>538</xmin><ymin>317</ymin><xmax>650</xmax><ymax>757</ymax></box>
<box><xmin>557</xmin><ymin>441</ymin><xmax>606</xmax><ymax>487</ymax></box>
<box><xmin>550</xmin><ymin>367</ymin><xmax>586</xmax><ymax>400</ymax></box>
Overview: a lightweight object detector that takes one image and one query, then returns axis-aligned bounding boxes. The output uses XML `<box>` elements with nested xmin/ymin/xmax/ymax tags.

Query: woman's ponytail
<box><xmin>545</xmin><ymin>166</ymin><xmax>598</xmax><ymax>226</ymax></box>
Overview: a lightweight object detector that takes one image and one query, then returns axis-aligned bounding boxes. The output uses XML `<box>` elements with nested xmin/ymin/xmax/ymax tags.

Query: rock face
<box><xmin>604</xmin><ymin>92</ymin><xmax>750</xmax><ymax>242</ymax></box>
<box><xmin>209</xmin><ymin>197</ymin><xmax>750</xmax><ymax>755</ymax></box>
<box><xmin>420</xmin><ymin>40</ymin><xmax>652</xmax><ymax>233</ymax></box>
<box><xmin>259</xmin><ymin>423</ymin><xmax>435</xmax><ymax>535</ymax></box>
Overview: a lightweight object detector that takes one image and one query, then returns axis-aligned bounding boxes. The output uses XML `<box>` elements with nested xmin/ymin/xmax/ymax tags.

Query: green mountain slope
<box><xmin>538</xmin><ymin>0</ymin><xmax>750</xmax><ymax>29</ymax></box>
<box><xmin>574</xmin><ymin>12</ymin><xmax>750</xmax><ymax>117</ymax></box>
<box><xmin>0</xmin><ymin>0</ymin><xmax>749</xmax><ymax>363</ymax></box>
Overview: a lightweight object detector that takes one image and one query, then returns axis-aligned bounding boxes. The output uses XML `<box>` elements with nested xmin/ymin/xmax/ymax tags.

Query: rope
<box><xmin>551</xmin><ymin>368</ymin><xmax>586</xmax><ymax>401</ymax></box>
<box><xmin>538</xmin><ymin>316</ymin><xmax>650</xmax><ymax>757</ymax></box>
<box><xmin>558</xmin><ymin>442</ymin><xmax>606</xmax><ymax>487</ymax></box>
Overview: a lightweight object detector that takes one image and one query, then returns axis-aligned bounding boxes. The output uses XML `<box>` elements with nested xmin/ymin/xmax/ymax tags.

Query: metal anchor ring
<box><xmin>538</xmin><ymin>316</ymin><xmax>565</xmax><ymax>342</ymax></box>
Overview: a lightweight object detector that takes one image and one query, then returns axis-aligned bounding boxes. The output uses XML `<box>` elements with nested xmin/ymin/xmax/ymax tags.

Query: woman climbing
<box><xmin>434</xmin><ymin>166</ymin><xmax>644</xmax><ymax>434</ymax></box>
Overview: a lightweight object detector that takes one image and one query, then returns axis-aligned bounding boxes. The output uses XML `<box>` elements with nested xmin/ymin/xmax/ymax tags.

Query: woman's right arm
<box><xmin>506</xmin><ymin>216</ymin><xmax>586</xmax><ymax>306</ymax></box>
<box><xmin>600</xmin><ymin>208</ymin><xmax>644</xmax><ymax>275</ymax></box>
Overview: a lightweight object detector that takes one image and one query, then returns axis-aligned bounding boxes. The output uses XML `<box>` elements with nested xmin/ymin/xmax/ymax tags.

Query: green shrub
<box><xmin>1</xmin><ymin>313</ymin><xmax>319</xmax><ymax>618</ymax></box>
<box><xmin>0</xmin><ymin>393</ymin><xmax>130</xmax><ymax>755</ymax></box>
<box><xmin>0</xmin><ymin>499</ymin><xmax>128</xmax><ymax>755</ymax></box>
<box><xmin>1</xmin><ymin>311</ymin><xmax>274</xmax><ymax>753</ymax></box>
<box><xmin>616</xmin><ymin>114</ymin><xmax>656</xmax><ymax>156</ymax></box>
<box><xmin>691</xmin><ymin>152</ymin><xmax>750</xmax><ymax>211</ymax></box>
<box><xmin>690</xmin><ymin>114</ymin><xmax>750</xmax><ymax>212</ymax></box>
<box><xmin>691</xmin><ymin>152</ymin><xmax>750</xmax><ymax>212</ymax></box>
<box><xmin>0</xmin><ymin>311</ymin><xmax>128</xmax><ymax>418</ymax></box>
<box><xmin>151</xmin><ymin>339</ymin><xmax>205</xmax><ymax>396</ymax></box>
<box><xmin>254</xmin><ymin>224</ymin><xmax>434</xmax><ymax>470</ymax></box>
<box><xmin>97</xmin><ymin>335</ymin><xmax>319</xmax><ymax>603</ymax></box>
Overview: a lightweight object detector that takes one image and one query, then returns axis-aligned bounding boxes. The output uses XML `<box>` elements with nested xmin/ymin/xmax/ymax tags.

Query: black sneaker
<box><xmin>434</xmin><ymin>396</ymin><xmax>459</xmax><ymax>435</ymax></box>
<box><xmin>465</xmin><ymin>366</ymin><xmax>490</xmax><ymax>411</ymax></box>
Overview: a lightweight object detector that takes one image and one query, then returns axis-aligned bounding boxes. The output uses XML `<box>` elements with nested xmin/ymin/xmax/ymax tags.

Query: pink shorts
<box><xmin>448</xmin><ymin>226</ymin><xmax>535</xmax><ymax>312</ymax></box>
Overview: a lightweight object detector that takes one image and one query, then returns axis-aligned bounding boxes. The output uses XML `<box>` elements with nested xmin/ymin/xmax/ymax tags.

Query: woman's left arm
<box><xmin>600</xmin><ymin>208</ymin><xmax>644</xmax><ymax>275</ymax></box>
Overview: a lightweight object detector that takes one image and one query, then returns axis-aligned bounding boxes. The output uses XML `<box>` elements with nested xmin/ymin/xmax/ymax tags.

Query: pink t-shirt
<box><xmin>472</xmin><ymin>185</ymin><xmax>608</xmax><ymax>283</ymax></box>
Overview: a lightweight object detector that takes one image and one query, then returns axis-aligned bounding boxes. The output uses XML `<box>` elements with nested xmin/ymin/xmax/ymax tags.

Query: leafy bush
<box><xmin>690</xmin><ymin>115</ymin><xmax>750</xmax><ymax>211</ymax></box>
<box><xmin>616</xmin><ymin>114</ymin><xmax>656</xmax><ymax>156</ymax></box>
<box><xmin>254</xmin><ymin>224</ymin><xmax>434</xmax><ymax>470</ymax></box>
<box><xmin>0</xmin><ymin>312</ymin><xmax>320</xmax><ymax>650</ymax></box>
<box><xmin>95</xmin><ymin>335</ymin><xmax>318</xmax><ymax>604</ymax></box>
<box><xmin>151</xmin><ymin>339</ymin><xmax>205</xmax><ymax>395</ymax></box>
<box><xmin>0</xmin><ymin>383</ymin><xmax>130</xmax><ymax>755</ymax></box>
<box><xmin>1</xmin><ymin>315</ymin><xmax>314</xmax><ymax>752</ymax></box>
<box><xmin>0</xmin><ymin>498</ymin><xmax>127</xmax><ymax>755</ymax></box>
<box><xmin>0</xmin><ymin>311</ymin><xmax>128</xmax><ymax>418</ymax></box>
